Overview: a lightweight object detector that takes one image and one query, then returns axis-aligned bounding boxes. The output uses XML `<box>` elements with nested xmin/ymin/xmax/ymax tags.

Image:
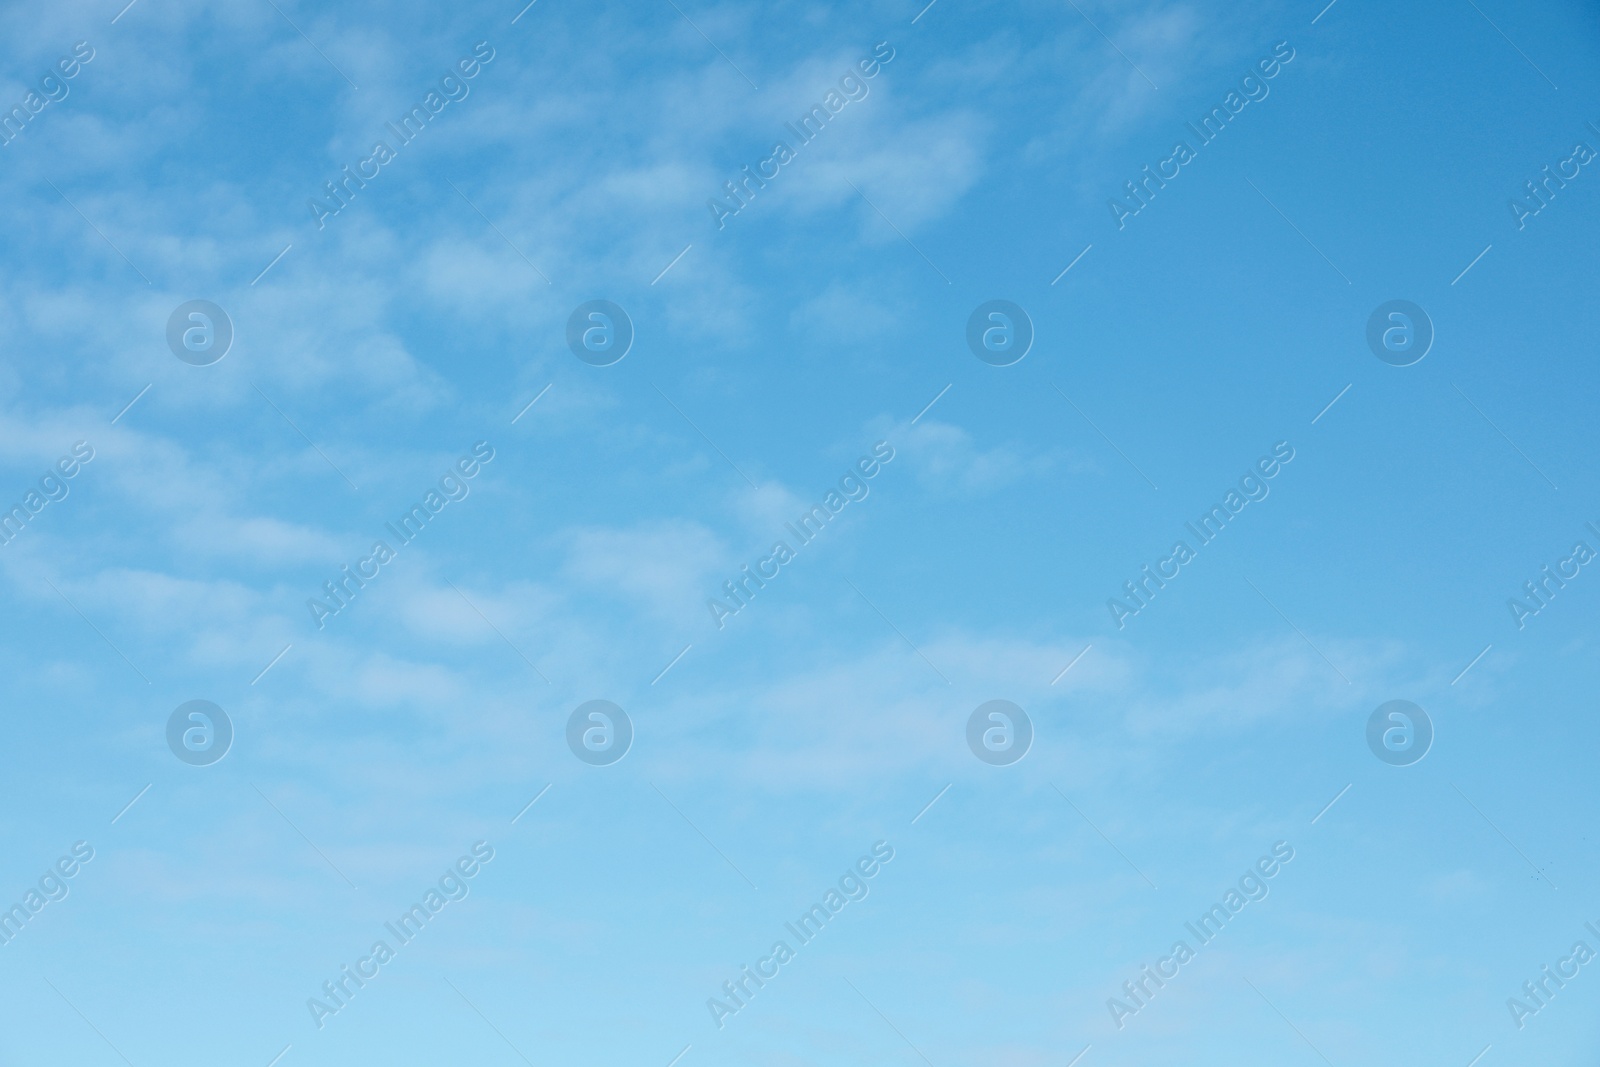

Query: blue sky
<box><xmin>1</xmin><ymin>0</ymin><xmax>1598</xmax><ymax>1063</ymax></box>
